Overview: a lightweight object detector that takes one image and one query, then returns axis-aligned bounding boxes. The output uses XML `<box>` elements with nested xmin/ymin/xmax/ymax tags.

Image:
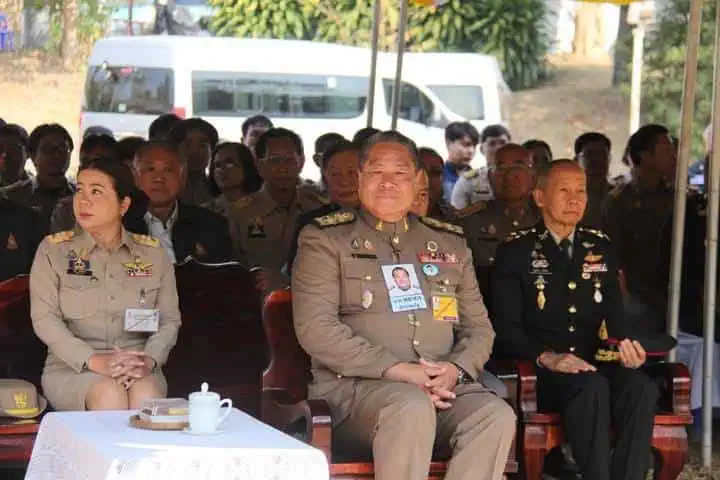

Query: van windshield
<box><xmin>427</xmin><ymin>85</ymin><xmax>484</xmax><ymax>120</ymax></box>
<box><xmin>84</xmin><ymin>66</ymin><xmax>174</xmax><ymax>115</ymax></box>
<box><xmin>192</xmin><ymin>71</ymin><xmax>367</xmax><ymax>118</ymax></box>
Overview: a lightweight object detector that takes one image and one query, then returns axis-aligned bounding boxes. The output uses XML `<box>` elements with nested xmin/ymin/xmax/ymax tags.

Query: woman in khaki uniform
<box><xmin>30</xmin><ymin>158</ymin><xmax>181</xmax><ymax>411</ymax></box>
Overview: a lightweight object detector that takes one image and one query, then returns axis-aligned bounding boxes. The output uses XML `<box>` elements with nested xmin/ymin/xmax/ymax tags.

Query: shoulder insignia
<box><xmin>462</xmin><ymin>169</ymin><xmax>479</xmax><ymax>180</ymax></box>
<box><xmin>609</xmin><ymin>183</ymin><xmax>627</xmax><ymax>199</ymax></box>
<box><xmin>578</xmin><ymin>227</ymin><xmax>611</xmax><ymax>241</ymax></box>
<box><xmin>131</xmin><ymin>233</ymin><xmax>160</xmax><ymax>247</ymax></box>
<box><xmin>47</xmin><ymin>230</ymin><xmax>74</xmax><ymax>244</ymax></box>
<box><xmin>419</xmin><ymin>216</ymin><xmax>464</xmax><ymax>236</ymax></box>
<box><xmin>503</xmin><ymin>228</ymin><xmax>535</xmax><ymax>243</ymax></box>
<box><xmin>456</xmin><ymin>201</ymin><xmax>487</xmax><ymax>218</ymax></box>
<box><xmin>313</xmin><ymin>211</ymin><xmax>356</xmax><ymax>228</ymax></box>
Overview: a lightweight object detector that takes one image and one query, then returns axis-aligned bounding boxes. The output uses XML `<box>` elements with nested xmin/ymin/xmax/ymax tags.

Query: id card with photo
<box><xmin>124</xmin><ymin>309</ymin><xmax>160</xmax><ymax>332</ymax></box>
<box><xmin>381</xmin><ymin>264</ymin><xmax>427</xmax><ymax>313</ymax></box>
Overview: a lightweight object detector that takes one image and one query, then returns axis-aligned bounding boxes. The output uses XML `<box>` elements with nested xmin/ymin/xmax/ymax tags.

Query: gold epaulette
<box><xmin>419</xmin><ymin>216</ymin><xmax>464</xmax><ymax>236</ymax></box>
<box><xmin>313</xmin><ymin>211</ymin><xmax>356</xmax><ymax>228</ymax></box>
<box><xmin>578</xmin><ymin>226</ymin><xmax>611</xmax><ymax>241</ymax></box>
<box><xmin>131</xmin><ymin>233</ymin><xmax>159</xmax><ymax>247</ymax></box>
<box><xmin>503</xmin><ymin>228</ymin><xmax>535</xmax><ymax>243</ymax></box>
<box><xmin>462</xmin><ymin>169</ymin><xmax>480</xmax><ymax>180</ymax></box>
<box><xmin>47</xmin><ymin>230</ymin><xmax>74</xmax><ymax>244</ymax></box>
<box><xmin>456</xmin><ymin>201</ymin><xmax>487</xmax><ymax>218</ymax></box>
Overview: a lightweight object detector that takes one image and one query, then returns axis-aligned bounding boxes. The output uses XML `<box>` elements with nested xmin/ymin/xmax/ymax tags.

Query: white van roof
<box><xmin>88</xmin><ymin>36</ymin><xmax>507</xmax><ymax>88</ymax></box>
<box><xmin>404</xmin><ymin>52</ymin><xmax>509</xmax><ymax>91</ymax></box>
<box><xmin>89</xmin><ymin>36</ymin><xmax>379</xmax><ymax>76</ymax></box>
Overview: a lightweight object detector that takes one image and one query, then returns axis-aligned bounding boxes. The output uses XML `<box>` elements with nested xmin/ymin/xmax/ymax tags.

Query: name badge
<box><xmin>381</xmin><ymin>263</ymin><xmax>428</xmax><ymax>313</ymax></box>
<box><xmin>432</xmin><ymin>293</ymin><xmax>459</xmax><ymax>323</ymax></box>
<box><xmin>124</xmin><ymin>309</ymin><xmax>160</xmax><ymax>332</ymax></box>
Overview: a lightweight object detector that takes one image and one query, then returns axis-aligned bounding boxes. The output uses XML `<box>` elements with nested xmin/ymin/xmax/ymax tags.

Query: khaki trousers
<box><xmin>333</xmin><ymin>380</ymin><xmax>515</xmax><ymax>480</ymax></box>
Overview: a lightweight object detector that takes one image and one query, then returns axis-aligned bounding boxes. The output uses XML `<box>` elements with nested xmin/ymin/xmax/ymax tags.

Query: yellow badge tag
<box><xmin>432</xmin><ymin>293</ymin><xmax>459</xmax><ymax>322</ymax></box>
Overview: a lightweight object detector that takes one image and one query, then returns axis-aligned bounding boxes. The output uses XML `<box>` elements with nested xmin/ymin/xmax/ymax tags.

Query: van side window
<box><xmin>382</xmin><ymin>80</ymin><xmax>434</xmax><ymax>124</ymax></box>
<box><xmin>84</xmin><ymin>66</ymin><xmax>173</xmax><ymax>114</ymax></box>
<box><xmin>192</xmin><ymin>72</ymin><xmax>367</xmax><ymax>118</ymax></box>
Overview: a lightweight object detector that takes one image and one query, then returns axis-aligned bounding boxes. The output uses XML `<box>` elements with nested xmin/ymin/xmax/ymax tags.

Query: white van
<box><xmin>82</xmin><ymin>36</ymin><xmax>510</xmax><ymax>180</ymax></box>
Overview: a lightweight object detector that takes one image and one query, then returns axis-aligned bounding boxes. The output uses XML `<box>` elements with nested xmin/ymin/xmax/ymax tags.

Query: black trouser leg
<box><xmin>606</xmin><ymin>365</ymin><xmax>659</xmax><ymax>480</ymax></box>
<box><xmin>538</xmin><ymin>370</ymin><xmax>611</xmax><ymax>480</ymax></box>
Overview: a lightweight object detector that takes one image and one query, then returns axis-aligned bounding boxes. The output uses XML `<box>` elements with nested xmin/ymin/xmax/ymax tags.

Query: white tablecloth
<box><xmin>24</xmin><ymin>409</ymin><xmax>329</xmax><ymax>480</ymax></box>
<box><xmin>676</xmin><ymin>331</ymin><xmax>720</xmax><ymax>411</ymax></box>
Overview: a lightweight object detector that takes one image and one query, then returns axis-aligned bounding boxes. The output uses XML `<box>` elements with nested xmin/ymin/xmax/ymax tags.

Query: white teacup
<box><xmin>188</xmin><ymin>382</ymin><xmax>232</xmax><ymax>434</ymax></box>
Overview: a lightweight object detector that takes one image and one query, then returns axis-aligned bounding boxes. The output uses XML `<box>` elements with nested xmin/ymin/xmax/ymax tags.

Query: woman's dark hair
<box><xmin>209</xmin><ymin>142</ymin><xmax>263</xmax><ymax>196</ymax></box>
<box><xmin>78</xmin><ymin>157</ymin><xmax>136</xmax><ymax>201</ymax></box>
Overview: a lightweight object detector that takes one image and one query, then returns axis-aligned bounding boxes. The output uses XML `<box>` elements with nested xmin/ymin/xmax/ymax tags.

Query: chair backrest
<box><xmin>166</xmin><ymin>260</ymin><xmax>268</xmax><ymax>417</ymax></box>
<box><xmin>262</xmin><ymin>288</ymin><xmax>312</xmax><ymax>403</ymax></box>
<box><xmin>0</xmin><ymin>275</ymin><xmax>46</xmax><ymax>386</ymax></box>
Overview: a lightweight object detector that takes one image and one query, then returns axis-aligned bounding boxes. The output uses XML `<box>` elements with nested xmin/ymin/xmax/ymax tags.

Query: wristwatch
<box><xmin>453</xmin><ymin>363</ymin><xmax>472</xmax><ymax>385</ymax></box>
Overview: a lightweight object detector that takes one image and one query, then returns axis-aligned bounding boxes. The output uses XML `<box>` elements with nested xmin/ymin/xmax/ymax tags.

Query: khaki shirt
<box><xmin>457</xmin><ymin>199</ymin><xmax>539</xmax><ymax>268</ymax></box>
<box><xmin>292</xmin><ymin>210</ymin><xmax>495</xmax><ymax>423</ymax></box>
<box><xmin>228</xmin><ymin>185</ymin><xmax>328</xmax><ymax>287</ymax></box>
<box><xmin>450</xmin><ymin>168</ymin><xmax>493</xmax><ymax>209</ymax></box>
<box><xmin>30</xmin><ymin>228</ymin><xmax>181</xmax><ymax>373</ymax></box>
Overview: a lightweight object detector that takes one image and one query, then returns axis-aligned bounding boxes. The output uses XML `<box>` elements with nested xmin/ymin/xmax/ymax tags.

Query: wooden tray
<box><xmin>129</xmin><ymin>414</ymin><xmax>188</xmax><ymax>431</ymax></box>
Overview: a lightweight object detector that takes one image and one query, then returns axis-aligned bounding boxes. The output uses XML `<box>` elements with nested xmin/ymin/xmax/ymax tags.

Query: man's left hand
<box><xmin>618</xmin><ymin>339</ymin><xmax>646</xmax><ymax>369</ymax></box>
<box><xmin>420</xmin><ymin>359</ymin><xmax>459</xmax><ymax>409</ymax></box>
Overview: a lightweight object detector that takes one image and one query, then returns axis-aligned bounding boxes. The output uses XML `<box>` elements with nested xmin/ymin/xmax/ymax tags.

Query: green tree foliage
<box><xmin>209</xmin><ymin>0</ymin><xmax>315</xmax><ymax>40</ymax></box>
<box><xmin>641</xmin><ymin>0</ymin><xmax>716</xmax><ymax>158</ymax></box>
<box><xmin>210</xmin><ymin>0</ymin><xmax>549</xmax><ymax>90</ymax></box>
<box><xmin>26</xmin><ymin>0</ymin><xmax>110</xmax><ymax>55</ymax></box>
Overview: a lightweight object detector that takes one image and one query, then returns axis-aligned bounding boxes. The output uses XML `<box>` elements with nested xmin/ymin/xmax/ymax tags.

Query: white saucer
<box><xmin>182</xmin><ymin>427</ymin><xmax>226</xmax><ymax>436</ymax></box>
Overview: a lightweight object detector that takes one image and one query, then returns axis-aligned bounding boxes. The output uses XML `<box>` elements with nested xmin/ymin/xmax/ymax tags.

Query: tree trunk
<box><xmin>573</xmin><ymin>2</ymin><xmax>603</xmax><ymax>58</ymax></box>
<box><xmin>613</xmin><ymin>4</ymin><xmax>631</xmax><ymax>86</ymax></box>
<box><xmin>61</xmin><ymin>0</ymin><xmax>78</xmax><ymax>69</ymax></box>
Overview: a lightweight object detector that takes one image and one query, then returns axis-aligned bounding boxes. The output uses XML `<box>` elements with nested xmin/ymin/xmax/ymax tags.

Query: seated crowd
<box><xmin>0</xmin><ymin>111</ymin><xmax>699</xmax><ymax>479</ymax></box>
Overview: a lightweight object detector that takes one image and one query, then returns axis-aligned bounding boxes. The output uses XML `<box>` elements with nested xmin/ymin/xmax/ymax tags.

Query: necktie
<box><xmin>559</xmin><ymin>238</ymin><xmax>572</xmax><ymax>259</ymax></box>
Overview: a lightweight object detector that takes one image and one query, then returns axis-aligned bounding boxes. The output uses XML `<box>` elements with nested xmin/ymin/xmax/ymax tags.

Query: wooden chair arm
<box><xmin>488</xmin><ymin>358</ymin><xmax>538</xmax><ymax>417</ymax></box>
<box><xmin>643</xmin><ymin>362</ymin><xmax>692</xmax><ymax>416</ymax></box>
<box><xmin>262</xmin><ymin>388</ymin><xmax>333</xmax><ymax>460</ymax></box>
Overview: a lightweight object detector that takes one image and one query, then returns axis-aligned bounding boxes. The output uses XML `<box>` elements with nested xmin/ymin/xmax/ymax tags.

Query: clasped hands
<box><xmin>89</xmin><ymin>347</ymin><xmax>155</xmax><ymax>390</ymax></box>
<box><xmin>384</xmin><ymin>359</ymin><xmax>461</xmax><ymax>410</ymax></box>
<box><xmin>538</xmin><ymin>339</ymin><xmax>646</xmax><ymax>373</ymax></box>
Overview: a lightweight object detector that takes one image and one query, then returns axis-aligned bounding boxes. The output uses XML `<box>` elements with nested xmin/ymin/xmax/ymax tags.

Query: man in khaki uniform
<box><xmin>30</xmin><ymin>228</ymin><xmax>181</xmax><ymax>411</ymax></box>
<box><xmin>292</xmin><ymin>131</ymin><xmax>515</xmax><ymax>480</ymax></box>
<box><xmin>229</xmin><ymin>128</ymin><xmax>327</xmax><ymax>290</ymax></box>
<box><xmin>457</xmin><ymin>144</ymin><xmax>538</xmax><ymax>311</ymax></box>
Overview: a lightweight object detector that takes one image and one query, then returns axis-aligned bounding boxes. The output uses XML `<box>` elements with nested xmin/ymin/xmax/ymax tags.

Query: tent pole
<box><xmin>367</xmin><ymin>0</ymin><xmax>382</xmax><ymax>127</ymax></box>
<box><xmin>702</xmin><ymin>1</ymin><xmax>720</xmax><ymax>467</ymax></box>
<box><xmin>390</xmin><ymin>0</ymin><xmax>408</xmax><ymax>130</ymax></box>
<box><xmin>667</xmin><ymin>0</ymin><xmax>704</xmax><ymax>360</ymax></box>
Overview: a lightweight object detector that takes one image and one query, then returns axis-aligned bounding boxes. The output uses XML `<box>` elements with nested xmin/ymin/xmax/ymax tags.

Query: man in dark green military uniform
<box><xmin>602</xmin><ymin>124</ymin><xmax>677</xmax><ymax>334</ymax></box>
<box><xmin>493</xmin><ymin>160</ymin><xmax>659</xmax><ymax>480</ymax></box>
